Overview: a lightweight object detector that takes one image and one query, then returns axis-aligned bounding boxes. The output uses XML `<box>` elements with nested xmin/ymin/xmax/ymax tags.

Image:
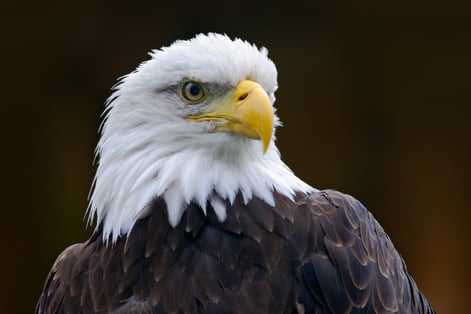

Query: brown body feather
<box><xmin>37</xmin><ymin>190</ymin><xmax>434</xmax><ymax>313</ymax></box>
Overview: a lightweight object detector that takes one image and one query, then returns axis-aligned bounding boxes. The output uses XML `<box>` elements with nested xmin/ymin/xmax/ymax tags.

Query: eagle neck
<box><xmin>89</xmin><ymin>137</ymin><xmax>315</xmax><ymax>243</ymax></box>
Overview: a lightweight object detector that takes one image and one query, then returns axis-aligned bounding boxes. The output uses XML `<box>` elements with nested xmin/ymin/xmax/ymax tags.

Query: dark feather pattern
<box><xmin>36</xmin><ymin>190</ymin><xmax>435</xmax><ymax>313</ymax></box>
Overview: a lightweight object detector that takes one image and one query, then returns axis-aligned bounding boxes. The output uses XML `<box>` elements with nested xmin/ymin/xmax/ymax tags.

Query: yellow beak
<box><xmin>187</xmin><ymin>80</ymin><xmax>274</xmax><ymax>154</ymax></box>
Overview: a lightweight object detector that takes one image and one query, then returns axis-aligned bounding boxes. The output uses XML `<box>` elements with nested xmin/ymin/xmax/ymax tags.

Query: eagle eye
<box><xmin>180</xmin><ymin>81</ymin><xmax>206</xmax><ymax>103</ymax></box>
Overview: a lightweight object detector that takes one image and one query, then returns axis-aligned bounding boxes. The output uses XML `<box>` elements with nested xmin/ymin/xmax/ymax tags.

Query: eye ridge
<box><xmin>181</xmin><ymin>81</ymin><xmax>206</xmax><ymax>103</ymax></box>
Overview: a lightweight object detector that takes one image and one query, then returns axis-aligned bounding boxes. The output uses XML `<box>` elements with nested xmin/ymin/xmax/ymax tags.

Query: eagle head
<box><xmin>88</xmin><ymin>33</ymin><xmax>313</xmax><ymax>242</ymax></box>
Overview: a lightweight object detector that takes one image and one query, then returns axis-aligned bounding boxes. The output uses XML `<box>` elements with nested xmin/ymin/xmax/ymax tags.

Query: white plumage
<box><xmin>88</xmin><ymin>33</ymin><xmax>314</xmax><ymax>242</ymax></box>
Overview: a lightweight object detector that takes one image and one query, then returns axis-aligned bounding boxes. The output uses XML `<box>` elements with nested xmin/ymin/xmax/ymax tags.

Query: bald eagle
<box><xmin>37</xmin><ymin>33</ymin><xmax>434</xmax><ymax>313</ymax></box>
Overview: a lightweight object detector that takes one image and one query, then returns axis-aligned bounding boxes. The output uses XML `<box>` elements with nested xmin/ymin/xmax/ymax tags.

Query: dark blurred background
<box><xmin>2</xmin><ymin>2</ymin><xmax>470</xmax><ymax>313</ymax></box>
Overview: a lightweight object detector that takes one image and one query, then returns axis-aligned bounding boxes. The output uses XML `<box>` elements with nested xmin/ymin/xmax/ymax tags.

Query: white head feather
<box><xmin>88</xmin><ymin>33</ymin><xmax>315</xmax><ymax>242</ymax></box>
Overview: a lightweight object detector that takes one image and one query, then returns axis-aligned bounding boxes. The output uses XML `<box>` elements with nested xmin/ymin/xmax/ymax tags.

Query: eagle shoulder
<box><xmin>295</xmin><ymin>189</ymin><xmax>434</xmax><ymax>313</ymax></box>
<box><xmin>36</xmin><ymin>243</ymin><xmax>85</xmax><ymax>313</ymax></box>
<box><xmin>36</xmin><ymin>230</ymin><xmax>121</xmax><ymax>313</ymax></box>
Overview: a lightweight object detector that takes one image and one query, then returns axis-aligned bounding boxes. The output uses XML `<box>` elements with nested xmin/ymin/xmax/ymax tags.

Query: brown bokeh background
<box><xmin>2</xmin><ymin>3</ymin><xmax>470</xmax><ymax>313</ymax></box>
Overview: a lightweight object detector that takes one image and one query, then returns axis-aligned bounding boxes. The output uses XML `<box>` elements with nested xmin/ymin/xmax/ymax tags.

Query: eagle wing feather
<box><xmin>297</xmin><ymin>190</ymin><xmax>434</xmax><ymax>313</ymax></box>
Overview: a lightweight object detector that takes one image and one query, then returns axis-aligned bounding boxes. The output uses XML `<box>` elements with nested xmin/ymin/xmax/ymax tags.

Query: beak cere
<box><xmin>187</xmin><ymin>80</ymin><xmax>274</xmax><ymax>154</ymax></box>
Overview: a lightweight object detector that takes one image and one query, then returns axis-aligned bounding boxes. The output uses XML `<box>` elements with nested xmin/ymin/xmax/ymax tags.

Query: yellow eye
<box><xmin>181</xmin><ymin>81</ymin><xmax>206</xmax><ymax>103</ymax></box>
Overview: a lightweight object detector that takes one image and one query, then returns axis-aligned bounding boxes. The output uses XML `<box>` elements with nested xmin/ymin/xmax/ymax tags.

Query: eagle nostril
<box><xmin>238</xmin><ymin>92</ymin><xmax>249</xmax><ymax>101</ymax></box>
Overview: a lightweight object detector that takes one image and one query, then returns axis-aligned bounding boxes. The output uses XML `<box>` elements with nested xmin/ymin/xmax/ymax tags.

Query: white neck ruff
<box><xmin>88</xmin><ymin>130</ymin><xmax>314</xmax><ymax>242</ymax></box>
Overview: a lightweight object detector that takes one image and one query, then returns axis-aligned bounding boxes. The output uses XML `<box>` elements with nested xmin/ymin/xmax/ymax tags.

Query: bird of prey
<box><xmin>37</xmin><ymin>33</ymin><xmax>434</xmax><ymax>313</ymax></box>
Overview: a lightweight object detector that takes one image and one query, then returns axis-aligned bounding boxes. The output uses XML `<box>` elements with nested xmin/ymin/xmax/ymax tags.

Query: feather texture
<box><xmin>37</xmin><ymin>190</ymin><xmax>435</xmax><ymax>313</ymax></box>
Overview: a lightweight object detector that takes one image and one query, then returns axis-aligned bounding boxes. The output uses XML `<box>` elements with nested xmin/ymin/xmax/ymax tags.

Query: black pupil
<box><xmin>189</xmin><ymin>84</ymin><xmax>200</xmax><ymax>96</ymax></box>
